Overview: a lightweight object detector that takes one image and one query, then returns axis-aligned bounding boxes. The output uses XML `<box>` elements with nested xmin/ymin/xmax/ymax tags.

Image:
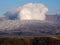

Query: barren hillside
<box><xmin>0</xmin><ymin>20</ymin><xmax>60</xmax><ymax>36</ymax></box>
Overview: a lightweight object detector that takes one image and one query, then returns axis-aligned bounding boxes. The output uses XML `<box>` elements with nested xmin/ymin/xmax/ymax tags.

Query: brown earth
<box><xmin>0</xmin><ymin>37</ymin><xmax>60</xmax><ymax>45</ymax></box>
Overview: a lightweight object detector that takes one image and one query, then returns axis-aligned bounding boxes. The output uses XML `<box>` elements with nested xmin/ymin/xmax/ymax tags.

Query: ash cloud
<box><xmin>4</xmin><ymin>3</ymin><xmax>48</xmax><ymax>20</ymax></box>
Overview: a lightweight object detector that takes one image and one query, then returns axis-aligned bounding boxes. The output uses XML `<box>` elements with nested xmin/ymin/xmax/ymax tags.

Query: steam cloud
<box><xmin>19</xmin><ymin>3</ymin><xmax>48</xmax><ymax>20</ymax></box>
<box><xmin>4</xmin><ymin>3</ymin><xmax>48</xmax><ymax>20</ymax></box>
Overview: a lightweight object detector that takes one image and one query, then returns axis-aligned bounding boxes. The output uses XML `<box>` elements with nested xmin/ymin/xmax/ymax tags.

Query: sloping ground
<box><xmin>0</xmin><ymin>20</ymin><xmax>60</xmax><ymax>36</ymax></box>
<box><xmin>0</xmin><ymin>37</ymin><xmax>60</xmax><ymax>45</ymax></box>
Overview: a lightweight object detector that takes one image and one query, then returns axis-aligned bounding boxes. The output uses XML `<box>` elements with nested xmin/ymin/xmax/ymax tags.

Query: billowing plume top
<box><xmin>4</xmin><ymin>3</ymin><xmax>48</xmax><ymax>20</ymax></box>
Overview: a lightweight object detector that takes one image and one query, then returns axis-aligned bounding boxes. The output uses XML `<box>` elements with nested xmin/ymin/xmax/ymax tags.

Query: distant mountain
<box><xmin>0</xmin><ymin>13</ymin><xmax>60</xmax><ymax>36</ymax></box>
<box><xmin>46</xmin><ymin>14</ymin><xmax>60</xmax><ymax>22</ymax></box>
<box><xmin>0</xmin><ymin>17</ymin><xmax>8</xmax><ymax>21</ymax></box>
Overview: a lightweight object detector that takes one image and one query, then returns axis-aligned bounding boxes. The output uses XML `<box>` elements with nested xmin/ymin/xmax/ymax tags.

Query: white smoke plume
<box><xmin>4</xmin><ymin>3</ymin><xmax>48</xmax><ymax>20</ymax></box>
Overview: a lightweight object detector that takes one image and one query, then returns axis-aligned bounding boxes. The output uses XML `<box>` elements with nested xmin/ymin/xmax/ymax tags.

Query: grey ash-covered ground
<box><xmin>0</xmin><ymin>20</ymin><xmax>60</xmax><ymax>36</ymax></box>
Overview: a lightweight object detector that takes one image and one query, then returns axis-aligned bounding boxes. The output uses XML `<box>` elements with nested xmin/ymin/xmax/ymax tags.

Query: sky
<box><xmin>0</xmin><ymin>0</ymin><xmax>60</xmax><ymax>17</ymax></box>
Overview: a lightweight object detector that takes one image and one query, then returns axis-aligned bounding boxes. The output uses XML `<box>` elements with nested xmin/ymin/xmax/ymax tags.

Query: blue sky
<box><xmin>0</xmin><ymin>0</ymin><xmax>60</xmax><ymax>17</ymax></box>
